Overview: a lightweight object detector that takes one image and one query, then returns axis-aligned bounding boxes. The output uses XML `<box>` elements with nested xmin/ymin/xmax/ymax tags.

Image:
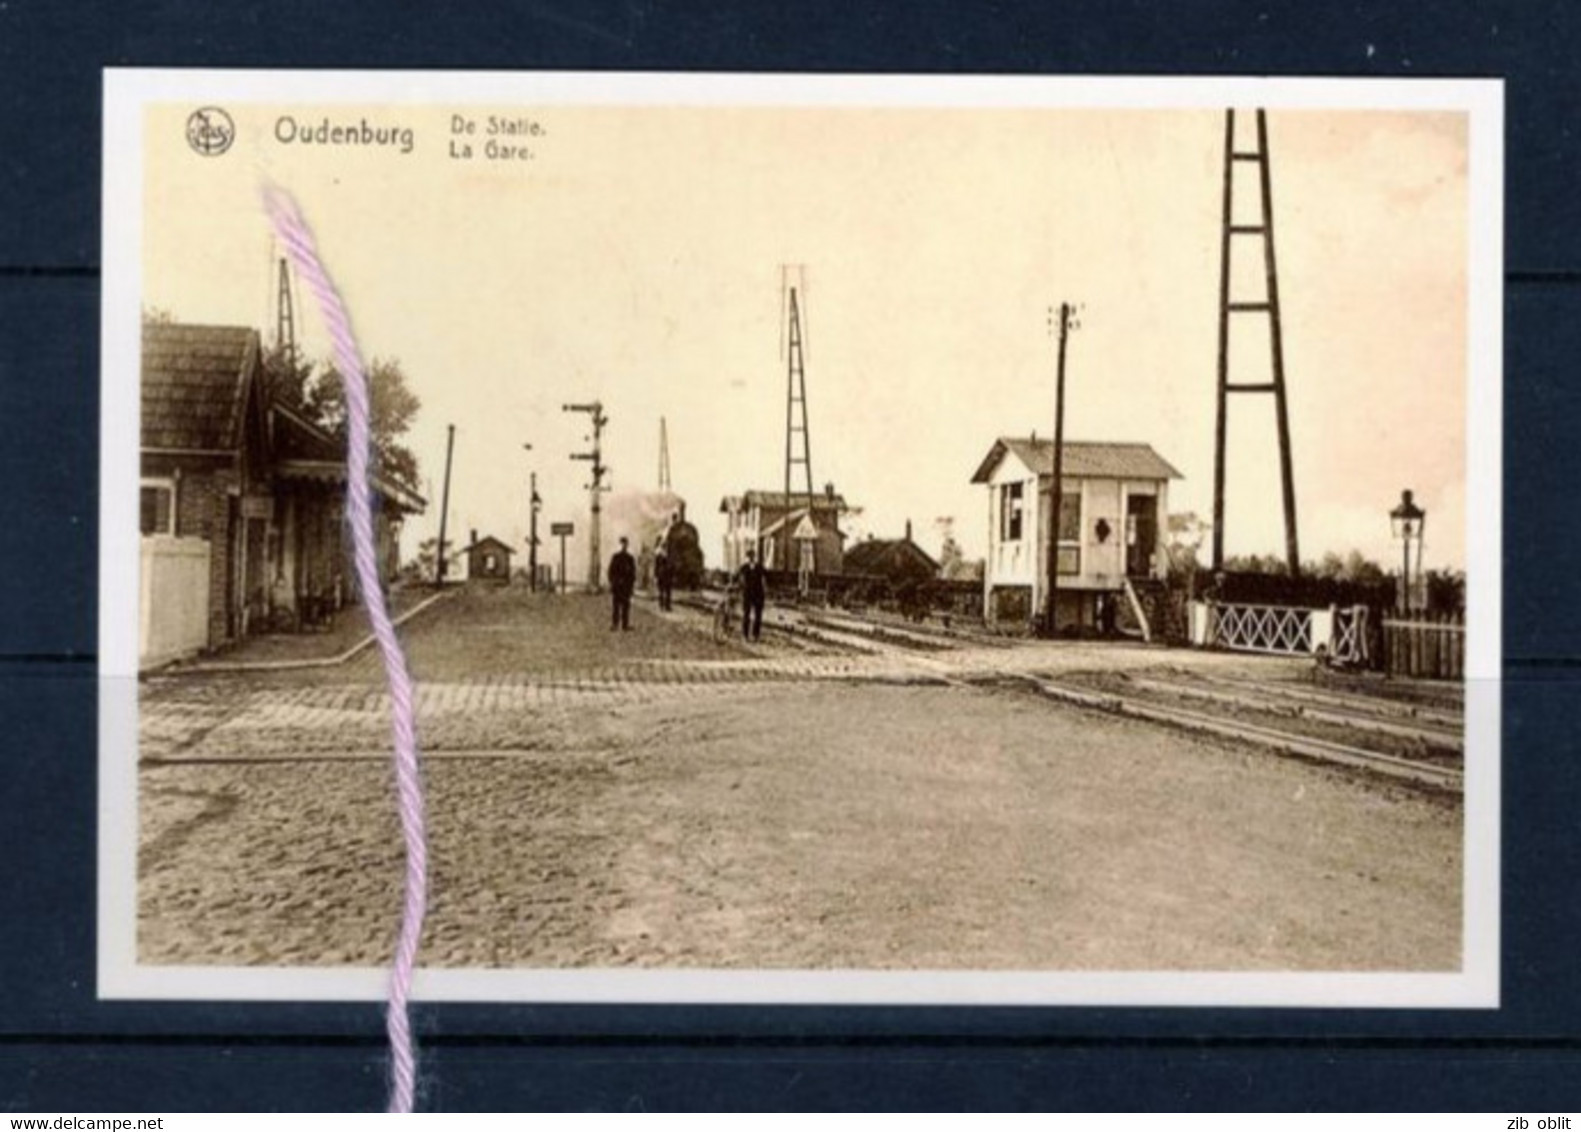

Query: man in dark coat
<box><xmin>608</xmin><ymin>536</ymin><xmax>636</xmax><ymax>631</ymax></box>
<box><xmin>737</xmin><ymin>547</ymin><xmax>767</xmax><ymax>642</ymax></box>
<box><xmin>654</xmin><ymin>539</ymin><xmax>674</xmax><ymax>612</ymax></box>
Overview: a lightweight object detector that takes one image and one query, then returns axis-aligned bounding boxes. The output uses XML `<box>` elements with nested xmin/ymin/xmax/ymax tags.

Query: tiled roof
<box><xmin>971</xmin><ymin>438</ymin><xmax>1182</xmax><ymax>484</ymax></box>
<box><xmin>720</xmin><ymin>489</ymin><xmax>850</xmax><ymax>513</ymax></box>
<box><xmin>143</xmin><ymin>324</ymin><xmax>427</xmax><ymax>513</ymax></box>
<box><xmin>141</xmin><ymin>324</ymin><xmax>260</xmax><ymax>451</ymax></box>
<box><xmin>843</xmin><ymin>537</ymin><xmax>939</xmax><ymax>577</ymax></box>
<box><xmin>271</xmin><ymin>404</ymin><xmax>427</xmax><ymax>512</ymax></box>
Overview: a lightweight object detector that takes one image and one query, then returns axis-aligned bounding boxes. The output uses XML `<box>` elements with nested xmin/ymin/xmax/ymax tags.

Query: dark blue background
<box><xmin>2</xmin><ymin>0</ymin><xmax>1578</xmax><ymax>1111</ymax></box>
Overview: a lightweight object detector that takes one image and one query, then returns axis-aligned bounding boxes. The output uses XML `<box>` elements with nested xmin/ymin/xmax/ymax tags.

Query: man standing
<box><xmin>608</xmin><ymin>536</ymin><xmax>636</xmax><ymax>631</ymax></box>
<box><xmin>654</xmin><ymin>538</ymin><xmax>674</xmax><ymax>612</ymax></box>
<box><xmin>737</xmin><ymin>547</ymin><xmax>767</xmax><ymax>642</ymax></box>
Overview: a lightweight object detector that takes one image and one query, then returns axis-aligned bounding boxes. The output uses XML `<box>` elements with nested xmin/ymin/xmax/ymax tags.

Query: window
<box><xmin>484</xmin><ymin>553</ymin><xmax>498</xmax><ymax>573</ymax></box>
<box><xmin>1057</xmin><ymin>491</ymin><xmax>1080</xmax><ymax>541</ymax></box>
<box><xmin>1057</xmin><ymin>490</ymin><xmax>1081</xmax><ymax>576</ymax></box>
<box><xmin>140</xmin><ymin>481</ymin><xmax>174</xmax><ymax>536</ymax></box>
<box><xmin>1000</xmin><ymin>482</ymin><xmax>1025</xmax><ymax>542</ymax></box>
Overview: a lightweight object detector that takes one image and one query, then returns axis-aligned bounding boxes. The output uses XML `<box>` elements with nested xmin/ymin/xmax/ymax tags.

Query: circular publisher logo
<box><xmin>186</xmin><ymin>107</ymin><xmax>235</xmax><ymax>156</ymax></box>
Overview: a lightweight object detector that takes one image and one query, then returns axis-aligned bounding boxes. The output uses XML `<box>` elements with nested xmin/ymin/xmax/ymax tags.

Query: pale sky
<box><xmin>142</xmin><ymin>102</ymin><xmax>1469</xmax><ymax>574</ymax></box>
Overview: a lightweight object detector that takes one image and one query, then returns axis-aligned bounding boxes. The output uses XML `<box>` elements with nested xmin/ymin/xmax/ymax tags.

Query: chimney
<box><xmin>678</xmin><ymin>500</ymin><xmax>687</xmax><ymax>523</ymax></box>
<box><xmin>470</xmin><ymin>528</ymin><xmax>477</xmax><ymax>548</ymax></box>
<box><xmin>825</xmin><ymin>482</ymin><xmax>835</xmax><ymax>500</ymax></box>
<box><xmin>905</xmin><ymin>519</ymin><xmax>912</xmax><ymax>543</ymax></box>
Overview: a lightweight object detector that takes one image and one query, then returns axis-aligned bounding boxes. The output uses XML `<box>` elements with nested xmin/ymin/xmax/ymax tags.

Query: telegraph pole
<box><xmin>564</xmin><ymin>401</ymin><xmax>609</xmax><ymax>592</ymax></box>
<box><xmin>435</xmin><ymin>424</ymin><xmax>456</xmax><ymax>586</ymax></box>
<box><xmin>523</xmin><ymin>443</ymin><xmax>541</xmax><ymax>592</ymax></box>
<box><xmin>1044</xmin><ymin>304</ymin><xmax>1073</xmax><ymax>637</ymax></box>
<box><xmin>529</xmin><ymin>471</ymin><xmax>541</xmax><ymax>592</ymax></box>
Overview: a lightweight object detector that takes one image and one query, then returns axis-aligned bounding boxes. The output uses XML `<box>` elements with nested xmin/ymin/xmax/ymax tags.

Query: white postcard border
<box><xmin>100</xmin><ymin>69</ymin><xmax>1503</xmax><ymax>1007</ymax></box>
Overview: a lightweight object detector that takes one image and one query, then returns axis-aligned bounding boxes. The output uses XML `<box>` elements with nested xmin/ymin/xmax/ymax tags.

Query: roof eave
<box><xmin>275</xmin><ymin>459</ymin><xmax>427</xmax><ymax>513</ymax></box>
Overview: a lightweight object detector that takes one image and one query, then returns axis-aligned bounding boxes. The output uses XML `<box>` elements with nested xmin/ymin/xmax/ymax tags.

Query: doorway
<box><xmin>1126</xmin><ymin>494</ymin><xmax>1157</xmax><ymax>578</ymax></box>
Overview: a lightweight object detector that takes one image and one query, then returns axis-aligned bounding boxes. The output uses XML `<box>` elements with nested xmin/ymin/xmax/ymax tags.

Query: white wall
<box><xmin>140</xmin><ymin>536</ymin><xmax>211</xmax><ymax>668</ymax></box>
<box><xmin>983</xmin><ymin>460</ymin><xmax>1172</xmax><ymax>613</ymax></box>
<box><xmin>985</xmin><ymin>454</ymin><xmax>1040</xmax><ymax>589</ymax></box>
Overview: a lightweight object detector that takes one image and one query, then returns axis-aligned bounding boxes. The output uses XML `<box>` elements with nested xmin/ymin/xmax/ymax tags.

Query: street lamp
<box><xmin>524</xmin><ymin>443</ymin><xmax>541</xmax><ymax>592</ymax></box>
<box><xmin>1389</xmin><ymin>489</ymin><xmax>1426</xmax><ymax>614</ymax></box>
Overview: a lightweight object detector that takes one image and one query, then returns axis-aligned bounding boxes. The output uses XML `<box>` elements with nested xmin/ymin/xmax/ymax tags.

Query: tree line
<box><xmin>1165</xmin><ymin>510</ymin><xmax>1465</xmax><ymax>612</ymax></box>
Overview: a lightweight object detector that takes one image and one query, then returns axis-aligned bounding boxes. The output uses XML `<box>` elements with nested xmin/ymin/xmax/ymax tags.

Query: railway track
<box><xmin>670</xmin><ymin>594</ymin><xmax>1463</xmax><ymax>792</ymax></box>
<box><xmin>1117</xmin><ymin>673</ymin><xmax>1463</xmax><ymax>752</ymax></box>
<box><xmin>670</xmin><ymin>592</ymin><xmax>841</xmax><ymax>653</ymax></box>
<box><xmin>1194</xmin><ymin>673</ymin><xmax>1464</xmax><ymax>730</ymax></box>
<box><xmin>803</xmin><ymin>609</ymin><xmax>1015</xmax><ymax>651</ymax></box>
<box><xmin>674</xmin><ymin>592</ymin><xmax>970</xmax><ymax>657</ymax></box>
<box><xmin>1021</xmin><ymin>676</ymin><xmax>1462</xmax><ymax>792</ymax></box>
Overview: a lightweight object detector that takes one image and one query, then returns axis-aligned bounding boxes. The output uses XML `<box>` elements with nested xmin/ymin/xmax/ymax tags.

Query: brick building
<box><xmin>139</xmin><ymin>323</ymin><xmax>423</xmax><ymax>665</ymax></box>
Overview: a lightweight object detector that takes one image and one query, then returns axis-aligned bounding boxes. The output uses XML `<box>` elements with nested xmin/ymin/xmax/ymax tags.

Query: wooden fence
<box><xmin>1381</xmin><ymin>611</ymin><xmax>1465</xmax><ymax>680</ymax></box>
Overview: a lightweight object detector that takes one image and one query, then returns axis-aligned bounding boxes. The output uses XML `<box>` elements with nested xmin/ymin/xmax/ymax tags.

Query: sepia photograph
<box><xmin>99</xmin><ymin>72</ymin><xmax>1501</xmax><ymax>1005</ymax></box>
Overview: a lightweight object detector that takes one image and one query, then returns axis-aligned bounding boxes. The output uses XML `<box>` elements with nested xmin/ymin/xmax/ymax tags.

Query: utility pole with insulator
<box><xmin>564</xmin><ymin>401</ymin><xmax>609</xmax><ymax>592</ymax></box>
<box><xmin>436</xmin><ymin>424</ymin><xmax>456</xmax><ymax>586</ymax></box>
<box><xmin>1044</xmin><ymin>302</ymin><xmax>1079</xmax><ymax>638</ymax></box>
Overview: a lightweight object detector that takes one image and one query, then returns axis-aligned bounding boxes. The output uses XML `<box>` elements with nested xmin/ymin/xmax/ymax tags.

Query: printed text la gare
<box><xmin>450</xmin><ymin>114</ymin><xmax>545</xmax><ymax>161</ymax></box>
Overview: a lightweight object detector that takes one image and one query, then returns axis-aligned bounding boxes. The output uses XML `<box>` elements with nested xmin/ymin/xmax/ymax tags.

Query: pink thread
<box><xmin>263</xmin><ymin>186</ymin><xmax>428</xmax><ymax>1114</ymax></box>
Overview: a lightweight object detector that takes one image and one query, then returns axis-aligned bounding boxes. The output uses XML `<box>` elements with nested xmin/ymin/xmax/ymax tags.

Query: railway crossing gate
<box><xmin>1193</xmin><ymin>600</ymin><xmax>1370</xmax><ymax>666</ymax></box>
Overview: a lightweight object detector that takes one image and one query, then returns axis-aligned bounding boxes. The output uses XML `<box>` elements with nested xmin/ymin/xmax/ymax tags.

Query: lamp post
<box><xmin>523</xmin><ymin>443</ymin><xmax>541</xmax><ymax>592</ymax></box>
<box><xmin>1389</xmin><ymin>489</ymin><xmax>1426</xmax><ymax>614</ymax></box>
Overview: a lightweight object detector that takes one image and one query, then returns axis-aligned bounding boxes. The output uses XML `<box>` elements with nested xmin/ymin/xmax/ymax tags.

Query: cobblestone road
<box><xmin>136</xmin><ymin>588</ymin><xmax>1459</xmax><ymax>971</ymax></box>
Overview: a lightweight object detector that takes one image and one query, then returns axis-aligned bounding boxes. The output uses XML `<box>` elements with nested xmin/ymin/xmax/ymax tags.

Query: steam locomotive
<box><xmin>659</xmin><ymin>513</ymin><xmax>705</xmax><ymax>590</ymax></box>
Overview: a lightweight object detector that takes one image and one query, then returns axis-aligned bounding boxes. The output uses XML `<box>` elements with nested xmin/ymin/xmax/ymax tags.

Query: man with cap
<box><xmin>608</xmin><ymin>536</ymin><xmax>637</xmax><ymax>631</ymax></box>
<box><xmin>736</xmin><ymin>547</ymin><xmax>767</xmax><ymax>642</ymax></box>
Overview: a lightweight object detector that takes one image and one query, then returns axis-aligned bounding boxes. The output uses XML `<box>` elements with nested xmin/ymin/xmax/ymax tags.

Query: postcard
<box><xmin>100</xmin><ymin>70</ymin><xmax>1502</xmax><ymax>1005</ymax></box>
